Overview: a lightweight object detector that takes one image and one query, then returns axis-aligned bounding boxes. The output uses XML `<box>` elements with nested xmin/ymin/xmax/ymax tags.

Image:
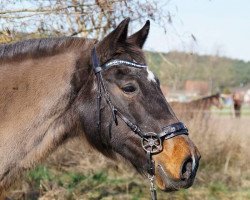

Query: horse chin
<box><xmin>155</xmin><ymin>164</ymin><xmax>195</xmax><ymax>192</ymax></box>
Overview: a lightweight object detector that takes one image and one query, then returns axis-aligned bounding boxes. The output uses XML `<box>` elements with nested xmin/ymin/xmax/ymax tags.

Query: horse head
<box><xmin>78</xmin><ymin>18</ymin><xmax>200</xmax><ymax>192</ymax></box>
<box><xmin>211</xmin><ymin>93</ymin><xmax>223</xmax><ymax>109</ymax></box>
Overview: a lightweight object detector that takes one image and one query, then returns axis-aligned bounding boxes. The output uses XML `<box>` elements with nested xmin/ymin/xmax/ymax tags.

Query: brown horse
<box><xmin>232</xmin><ymin>92</ymin><xmax>243</xmax><ymax>118</ymax></box>
<box><xmin>170</xmin><ymin>93</ymin><xmax>223</xmax><ymax>119</ymax></box>
<box><xmin>0</xmin><ymin>18</ymin><xmax>200</xmax><ymax>198</ymax></box>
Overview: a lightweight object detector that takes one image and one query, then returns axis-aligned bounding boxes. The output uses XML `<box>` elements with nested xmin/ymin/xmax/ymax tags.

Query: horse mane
<box><xmin>0</xmin><ymin>37</ymin><xmax>93</xmax><ymax>62</ymax></box>
<box><xmin>184</xmin><ymin>93</ymin><xmax>220</xmax><ymax>106</ymax></box>
<box><xmin>200</xmin><ymin>93</ymin><xmax>220</xmax><ymax>101</ymax></box>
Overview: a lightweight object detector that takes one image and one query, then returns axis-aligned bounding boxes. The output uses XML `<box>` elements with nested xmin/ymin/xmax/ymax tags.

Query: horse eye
<box><xmin>122</xmin><ymin>85</ymin><xmax>136</xmax><ymax>93</ymax></box>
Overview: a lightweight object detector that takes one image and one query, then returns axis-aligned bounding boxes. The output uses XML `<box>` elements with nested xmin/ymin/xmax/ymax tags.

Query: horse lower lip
<box><xmin>157</xmin><ymin>164</ymin><xmax>194</xmax><ymax>191</ymax></box>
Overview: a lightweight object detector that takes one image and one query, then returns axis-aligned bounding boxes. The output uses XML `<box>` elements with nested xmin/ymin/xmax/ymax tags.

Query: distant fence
<box><xmin>172</xmin><ymin>105</ymin><xmax>250</xmax><ymax>117</ymax></box>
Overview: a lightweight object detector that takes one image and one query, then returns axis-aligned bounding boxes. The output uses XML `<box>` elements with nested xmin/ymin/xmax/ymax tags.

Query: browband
<box><xmin>91</xmin><ymin>47</ymin><xmax>147</xmax><ymax>74</ymax></box>
<box><xmin>103</xmin><ymin>59</ymin><xmax>147</xmax><ymax>69</ymax></box>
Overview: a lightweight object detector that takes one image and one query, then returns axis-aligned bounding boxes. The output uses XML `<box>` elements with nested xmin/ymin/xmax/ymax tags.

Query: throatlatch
<box><xmin>91</xmin><ymin>46</ymin><xmax>189</xmax><ymax>200</ymax></box>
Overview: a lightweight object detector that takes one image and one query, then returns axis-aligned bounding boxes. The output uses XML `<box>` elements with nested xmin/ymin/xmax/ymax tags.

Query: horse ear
<box><xmin>127</xmin><ymin>20</ymin><xmax>150</xmax><ymax>48</ymax></box>
<box><xmin>97</xmin><ymin>18</ymin><xmax>130</xmax><ymax>55</ymax></box>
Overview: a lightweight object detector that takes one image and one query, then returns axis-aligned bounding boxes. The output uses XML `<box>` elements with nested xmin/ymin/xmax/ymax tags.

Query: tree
<box><xmin>0</xmin><ymin>0</ymin><xmax>172</xmax><ymax>42</ymax></box>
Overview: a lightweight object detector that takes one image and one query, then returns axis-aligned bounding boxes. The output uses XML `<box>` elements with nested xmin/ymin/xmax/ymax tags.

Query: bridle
<box><xmin>91</xmin><ymin>47</ymin><xmax>189</xmax><ymax>200</ymax></box>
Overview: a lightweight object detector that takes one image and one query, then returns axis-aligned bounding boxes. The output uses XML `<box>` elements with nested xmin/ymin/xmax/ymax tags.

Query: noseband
<box><xmin>91</xmin><ymin>47</ymin><xmax>188</xmax><ymax>200</ymax></box>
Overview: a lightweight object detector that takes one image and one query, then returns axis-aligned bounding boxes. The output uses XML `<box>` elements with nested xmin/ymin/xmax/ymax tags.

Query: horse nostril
<box><xmin>181</xmin><ymin>157</ymin><xmax>193</xmax><ymax>180</ymax></box>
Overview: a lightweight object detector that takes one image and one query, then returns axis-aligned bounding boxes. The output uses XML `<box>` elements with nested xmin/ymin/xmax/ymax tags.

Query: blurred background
<box><xmin>1</xmin><ymin>0</ymin><xmax>250</xmax><ymax>199</ymax></box>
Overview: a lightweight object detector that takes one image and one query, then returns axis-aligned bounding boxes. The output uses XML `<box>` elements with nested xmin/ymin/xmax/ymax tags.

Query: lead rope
<box><xmin>148</xmin><ymin>174</ymin><xmax>157</xmax><ymax>200</ymax></box>
<box><xmin>147</xmin><ymin>152</ymin><xmax>157</xmax><ymax>200</ymax></box>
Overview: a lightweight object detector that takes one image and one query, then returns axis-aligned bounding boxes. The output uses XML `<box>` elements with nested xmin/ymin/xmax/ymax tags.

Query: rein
<box><xmin>91</xmin><ymin>47</ymin><xmax>189</xmax><ymax>200</ymax></box>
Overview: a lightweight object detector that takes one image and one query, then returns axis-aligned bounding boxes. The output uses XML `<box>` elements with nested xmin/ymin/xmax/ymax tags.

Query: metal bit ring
<box><xmin>141</xmin><ymin>132</ymin><xmax>162</xmax><ymax>154</ymax></box>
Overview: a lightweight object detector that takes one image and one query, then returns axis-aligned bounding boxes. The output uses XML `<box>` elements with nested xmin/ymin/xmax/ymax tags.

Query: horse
<box><xmin>232</xmin><ymin>92</ymin><xmax>243</xmax><ymax>118</ymax></box>
<box><xmin>0</xmin><ymin>18</ymin><xmax>200</xmax><ymax>199</ymax></box>
<box><xmin>170</xmin><ymin>93</ymin><xmax>223</xmax><ymax>119</ymax></box>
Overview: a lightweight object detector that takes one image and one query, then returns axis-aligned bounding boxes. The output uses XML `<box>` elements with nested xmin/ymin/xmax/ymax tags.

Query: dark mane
<box><xmin>0</xmin><ymin>37</ymin><xmax>94</xmax><ymax>62</ymax></box>
<box><xmin>200</xmin><ymin>93</ymin><xmax>220</xmax><ymax>101</ymax></box>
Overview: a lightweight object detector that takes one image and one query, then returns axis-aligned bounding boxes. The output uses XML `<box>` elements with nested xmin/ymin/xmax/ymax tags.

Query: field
<box><xmin>212</xmin><ymin>105</ymin><xmax>250</xmax><ymax>117</ymax></box>
<box><xmin>1</xmin><ymin>1</ymin><xmax>250</xmax><ymax>199</ymax></box>
<box><xmin>8</xmin><ymin>109</ymin><xmax>250</xmax><ymax>200</ymax></box>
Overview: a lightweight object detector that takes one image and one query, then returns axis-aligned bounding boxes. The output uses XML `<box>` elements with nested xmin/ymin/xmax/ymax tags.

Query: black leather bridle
<box><xmin>91</xmin><ymin>47</ymin><xmax>189</xmax><ymax>200</ymax></box>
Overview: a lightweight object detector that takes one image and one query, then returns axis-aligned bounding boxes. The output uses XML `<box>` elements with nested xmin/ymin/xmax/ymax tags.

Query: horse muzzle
<box><xmin>153</xmin><ymin>135</ymin><xmax>201</xmax><ymax>191</ymax></box>
<box><xmin>157</xmin><ymin>157</ymin><xmax>200</xmax><ymax>191</ymax></box>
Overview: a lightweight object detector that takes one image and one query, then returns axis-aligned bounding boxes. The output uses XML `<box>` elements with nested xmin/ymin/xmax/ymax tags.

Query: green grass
<box><xmin>211</xmin><ymin>105</ymin><xmax>250</xmax><ymax>116</ymax></box>
<box><xmin>22</xmin><ymin>164</ymin><xmax>250</xmax><ymax>200</ymax></box>
<box><xmin>9</xmin><ymin>115</ymin><xmax>250</xmax><ymax>200</ymax></box>
<box><xmin>27</xmin><ymin>165</ymin><xmax>53</xmax><ymax>187</ymax></box>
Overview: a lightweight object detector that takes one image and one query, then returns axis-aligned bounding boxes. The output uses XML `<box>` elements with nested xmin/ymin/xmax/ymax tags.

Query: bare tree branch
<box><xmin>0</xmin><ymin>0</ymin><xmax>173</xmax><ymax>42</ymax></box>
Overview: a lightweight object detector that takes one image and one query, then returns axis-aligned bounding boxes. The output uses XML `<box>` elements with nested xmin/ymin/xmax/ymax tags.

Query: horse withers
<box><xmin>0</xmin><ymin>18</ymin><xmax>200</xmax><ymax>198</ymax></box>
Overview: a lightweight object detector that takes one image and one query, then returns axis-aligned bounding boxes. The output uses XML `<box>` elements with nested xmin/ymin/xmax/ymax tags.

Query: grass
<box><xmin>8</xmin><ymin>114</ymin><xmax>250</xmax><ymax>200</ymax></box>
<box><xmin>211</xmin><ymin>104</ymin><xmax>250</xmax><ymax>116</ymax></box>
<box><xmin>27</xmin><ymin>165</ymin><xmax>53</xmax><ymax>187</ymax></box>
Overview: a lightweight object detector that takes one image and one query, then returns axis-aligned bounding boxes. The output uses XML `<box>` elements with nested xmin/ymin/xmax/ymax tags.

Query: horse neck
<box><xmin>192</xmin><ymin>98</ymin><xmax>211</xmax><ymax>109</ymax></box>
<box><xmin>0</xmin><ymin>40</ymin><xmax>95</xmax><ymax>191</ymax></box>
<box><xmin>0</xmin><ymin>49</ymin><xmax>77</xmax><ymax>120</ymax></box>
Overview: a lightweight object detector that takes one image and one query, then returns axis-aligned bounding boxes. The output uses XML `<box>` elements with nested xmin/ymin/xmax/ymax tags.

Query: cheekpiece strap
<box><xmin>91</xmin><ymin>47</ymin><xmax>102</xmax><ymax>74</ymax></box>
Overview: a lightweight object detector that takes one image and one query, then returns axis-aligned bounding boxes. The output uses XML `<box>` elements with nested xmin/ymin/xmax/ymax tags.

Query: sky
<box><xmin>2</xmin><ymin>0</ymin><xmax>249</xmax><ymax>61</ymax></box>
<box><xmin>143</xmin><ymin>0</ymin><xmax>250</xmax><ymax>62</ymax></box>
